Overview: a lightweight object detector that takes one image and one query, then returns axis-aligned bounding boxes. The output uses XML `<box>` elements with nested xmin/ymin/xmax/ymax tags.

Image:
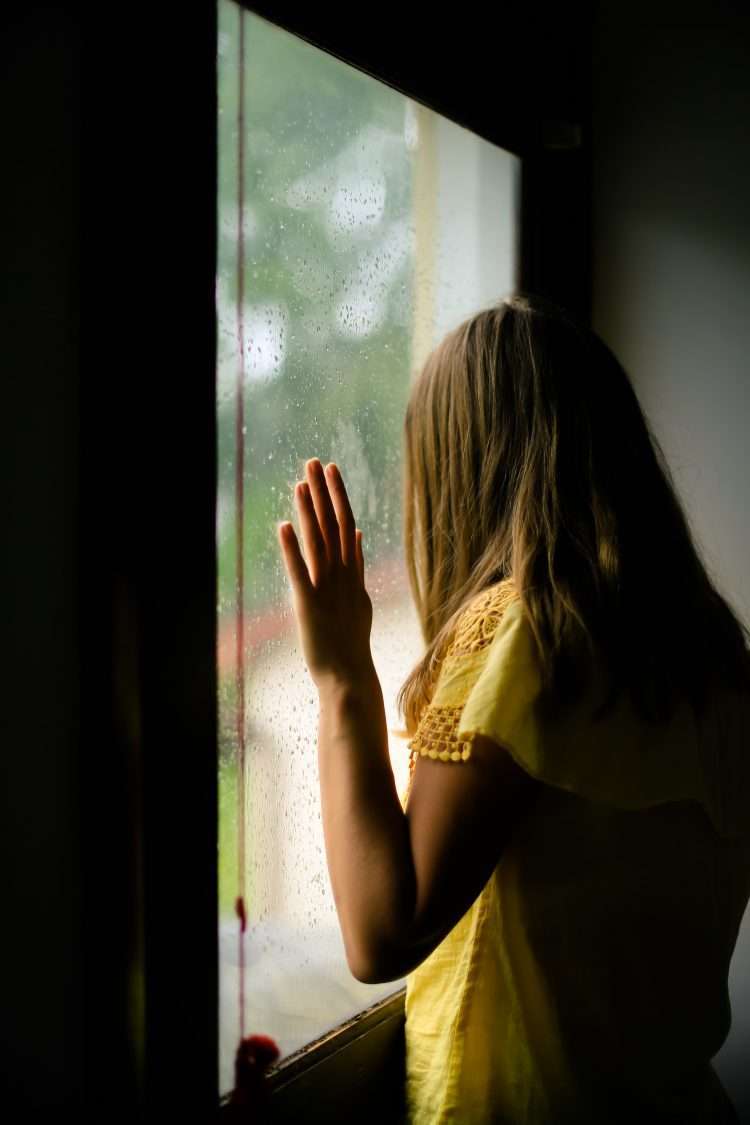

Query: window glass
<box><xmin>217</xmin><ymin>0</ymin><xmax>519</xmax><ymax>1093</ymax></box>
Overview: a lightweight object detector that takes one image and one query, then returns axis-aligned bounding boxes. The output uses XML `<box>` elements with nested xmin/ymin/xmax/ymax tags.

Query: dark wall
<box><xmin>0</xmin><ymin>2</ymin><xmax>82</xmax><ymax>1110</ymax></box>
<box><xmin>591</xmin><ymin>1</ymin><xmax>750</xmax><ymax>1118</ymax></box>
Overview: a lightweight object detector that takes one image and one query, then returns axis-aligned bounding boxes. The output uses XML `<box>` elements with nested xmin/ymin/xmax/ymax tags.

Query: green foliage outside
<box><xmin>216</xmin><ymin>0</ymin><xmax>417</xmax><ymax>914</ymax></box>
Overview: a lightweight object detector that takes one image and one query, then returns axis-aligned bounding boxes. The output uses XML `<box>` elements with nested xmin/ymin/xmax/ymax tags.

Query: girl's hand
<box><xmin>278</xmin><ymin>458</ymin><xmax>375</xmax><ymax>691</ymax></box>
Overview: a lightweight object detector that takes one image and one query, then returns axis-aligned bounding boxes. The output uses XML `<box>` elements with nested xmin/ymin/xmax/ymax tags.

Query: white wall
<box><xmin>591</xmin><ymin>2</ymin><xmax>750</xmax><ymax>1117</ymax></box>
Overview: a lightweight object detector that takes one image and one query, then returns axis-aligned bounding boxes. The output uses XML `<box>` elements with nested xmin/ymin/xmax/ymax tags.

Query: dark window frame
<box><xmin>83</xmin><ymin>2</ymin><xmax>590</xmax><ymax>1118</ymax></box>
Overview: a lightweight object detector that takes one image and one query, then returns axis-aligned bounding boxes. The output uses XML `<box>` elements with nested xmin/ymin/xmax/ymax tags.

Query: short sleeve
<box><xmin>452</xmin><ymin>597</ymin><xmax>703</xmax><ymax>801</ymax></box>
<box><xmin>405</xmin><ymin>582</ymin><xmax>521</xmax><ymax>791</ymax></box>
<box><xmin>452</xmin><ymin>598</ymin><xmax>545</xmax><ymax>770</ymax></box>
<box><xmin>408</xmin><ymin>588</ymin><xmax>750</xmax><ymax>840</ymax></box>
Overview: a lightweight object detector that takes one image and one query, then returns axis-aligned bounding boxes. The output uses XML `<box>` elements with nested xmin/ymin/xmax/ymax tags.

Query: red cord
<box><xmin>222</xmin><ymin>16</ymin><xmax>281</xmax><ymax>1120</ymax></box>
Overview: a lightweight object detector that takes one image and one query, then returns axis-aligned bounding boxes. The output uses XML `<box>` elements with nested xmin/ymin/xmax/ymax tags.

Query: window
<box><xmin>216</xmin><ymin>0</ymin><xmax>519</xmax><ymax>1097</ymax></box>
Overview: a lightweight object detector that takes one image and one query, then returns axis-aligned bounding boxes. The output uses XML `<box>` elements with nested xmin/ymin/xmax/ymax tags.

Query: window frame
<box><xmin>85</xmin><ymin>2</ymin><xmax>590</xmax><ymax>1117</ymax></box>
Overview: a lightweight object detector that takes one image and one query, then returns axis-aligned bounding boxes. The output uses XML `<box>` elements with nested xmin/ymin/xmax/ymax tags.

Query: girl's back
<box><xmin>402</xmin><ymin>580</ymin><xmax>750</xmax><ymax>1123</ymax></box>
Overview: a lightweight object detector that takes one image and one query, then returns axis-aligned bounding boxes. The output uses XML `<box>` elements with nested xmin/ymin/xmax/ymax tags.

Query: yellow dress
<box><xmin>400</xmin><ymin>578</ymin><xmax>750</xmax><ymax>1124</ymax></box>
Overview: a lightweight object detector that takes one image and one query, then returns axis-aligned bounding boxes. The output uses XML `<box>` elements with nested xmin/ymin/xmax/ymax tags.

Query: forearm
<box><xmin>317</xmin><ymin>666</ymin><xmax>416</xmax><ymax>982</ymax></box>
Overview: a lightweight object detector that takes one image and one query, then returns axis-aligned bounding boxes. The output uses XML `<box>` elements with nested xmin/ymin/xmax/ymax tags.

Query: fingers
<box><xmin>305</xmin><ymin>459</ymin><xmax>342</xmax><ymax>567</ymax></box>
<box><xmin>324</xmin><ymin>463</ymin><xmax>357</xmax><ymax>567</ymax></box>
<box><xmin>295</xmin><ymin>481</ymin><xmax>327</xmax><ymax>585</ymax></box>
<box><xmin>288</xmin><ymin>458</ymin><xmax>359</xmax><ymax>577</ymax></box>
<box><xmin>278</xmin><ymin>521</ymin><xmax>313</xmax><ymax>595</ymax></box>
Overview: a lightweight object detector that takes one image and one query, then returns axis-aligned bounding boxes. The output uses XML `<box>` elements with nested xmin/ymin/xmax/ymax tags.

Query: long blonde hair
<box><xmin>397</xmin><ymin>293</ymin><xmax>750</xmax><ymax>736</ymax></box>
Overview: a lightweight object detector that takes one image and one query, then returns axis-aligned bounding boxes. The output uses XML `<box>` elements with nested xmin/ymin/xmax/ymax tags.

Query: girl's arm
<box><xmin>278</xmin><ymin>457</ymin><xmax>539</xmax><ymax>983</ymax></box>
<box><xmin>317</xmin><ymin>669</ymin><xmax>416</xmax><ymax>983</ymax></box>
<box><xmin>318</xmin><ymin>666</ymin><xmax>539</xmax><ymax>983</ymax></box>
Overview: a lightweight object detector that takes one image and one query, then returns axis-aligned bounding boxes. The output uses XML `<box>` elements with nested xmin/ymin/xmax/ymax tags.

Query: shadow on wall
<box><xmin>591</xmin><ymin>1</ymin><xmax>750</xmax><ymax>1120</ymax></box>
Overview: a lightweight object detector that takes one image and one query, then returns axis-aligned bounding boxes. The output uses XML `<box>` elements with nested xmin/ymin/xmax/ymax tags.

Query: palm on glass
<box><xmin>278</xmin><ymin>458</ymin><xmax>375</xmax><ymax>690</ymax></box>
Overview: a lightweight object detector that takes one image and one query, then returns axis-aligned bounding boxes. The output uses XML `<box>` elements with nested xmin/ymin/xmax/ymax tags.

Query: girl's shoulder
<box><xmin>444</xmin><ymin>577</ymin><xmax>521</xmax><ymax>665</ymax></box>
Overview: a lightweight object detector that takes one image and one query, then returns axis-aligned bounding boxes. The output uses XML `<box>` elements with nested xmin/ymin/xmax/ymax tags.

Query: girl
<box><xmin>277</xmin><ymin>293</ymin><xmax>750</xmax><ymax>1123</ymax></box>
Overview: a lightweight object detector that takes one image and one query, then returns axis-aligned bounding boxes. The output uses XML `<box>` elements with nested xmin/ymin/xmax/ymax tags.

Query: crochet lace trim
<box><xmin>404</xmin><ymin>580</ymin><xmax>519</xmax><ymax>796</ymax></box>
<box><xmin>408</xmin><ymin>704</ymin><xmax>475</xmax><ymax>762</ymax></box>
<box><xmin>442</xmin><ymin>579</ymin><xmax>519</xmax><ymax>663</ymax></box>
